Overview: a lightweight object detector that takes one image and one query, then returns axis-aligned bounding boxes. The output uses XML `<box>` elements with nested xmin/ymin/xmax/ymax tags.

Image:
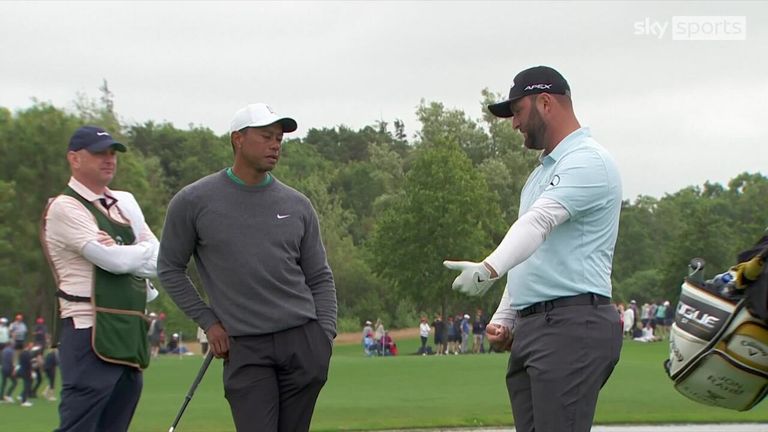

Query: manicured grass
<box><xmin>1</xmin><ymin>339</ymin><xmax>766</xmax><ymax>431</ymax></box>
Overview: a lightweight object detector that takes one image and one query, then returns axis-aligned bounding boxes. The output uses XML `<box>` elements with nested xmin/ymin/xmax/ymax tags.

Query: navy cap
<box><xmin>68</xmin><ymin>126</ymin><xmax>127</xmax><ymax>153</ymax></box>
<box><xmin>488</xmin><ymin>66</ymin><xmax>571</xmax><ymax>118</ymax></box>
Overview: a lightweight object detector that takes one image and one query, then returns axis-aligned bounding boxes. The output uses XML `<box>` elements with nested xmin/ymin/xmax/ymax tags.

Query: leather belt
<box><xmin>518</xmin><ymin>293</ymin><xmax>610</xmax><ymax>318</ymax></box>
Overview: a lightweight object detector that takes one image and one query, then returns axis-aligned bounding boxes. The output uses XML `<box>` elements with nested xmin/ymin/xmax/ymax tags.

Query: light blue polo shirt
<box><xmin>506</xmin><ymin>127</ymin><xmax>622</xmax><ymax>309</ymax></box>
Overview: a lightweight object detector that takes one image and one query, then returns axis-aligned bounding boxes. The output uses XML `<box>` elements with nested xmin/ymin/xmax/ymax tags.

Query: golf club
<box><xmin>168</xmin><ymin>350</ymin><xmax>215</xmax><ymax>432</ymax></box>
<box><xmin>688</xmin><ymin>257</ymin><xmax>705</xmax><ymax>283</ymax></box>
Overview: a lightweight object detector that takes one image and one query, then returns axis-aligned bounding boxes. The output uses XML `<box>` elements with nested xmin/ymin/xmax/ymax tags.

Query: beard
<box><xmin>522</xmin><ymin>104</ymin><xmax>547</xmax><ymax>151</ymax></box>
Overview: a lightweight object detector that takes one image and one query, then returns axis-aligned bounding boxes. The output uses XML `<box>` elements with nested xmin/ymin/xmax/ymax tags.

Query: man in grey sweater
<box><xmin>158</xmin><ymin>103</ymin><xmax>337</xmax><ymax>432</ymax></box>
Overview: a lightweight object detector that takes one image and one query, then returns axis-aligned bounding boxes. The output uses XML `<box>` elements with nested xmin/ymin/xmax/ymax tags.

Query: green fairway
<box><xmin>1</xmin><ymin>339</ymin><xmax>766</xmax><ymax>431</ymax></box>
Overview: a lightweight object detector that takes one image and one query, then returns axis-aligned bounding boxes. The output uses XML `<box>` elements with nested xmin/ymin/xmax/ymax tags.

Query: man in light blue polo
<box><xmin>444</xmin><ymin>66</ymin><xmax>622</xmax><ymax>432</ymax></box>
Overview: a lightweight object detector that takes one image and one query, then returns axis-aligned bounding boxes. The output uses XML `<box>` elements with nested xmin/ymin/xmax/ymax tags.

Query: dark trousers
<box><xmin>20</xmin><ymin>372</ymin><xmax>31</xmax><ymax>402</ymax></box>
<box><xmin>223</xmin><ymin>320</ymin><xmax>332</xmax><ymax>432</ymax></box>
<box><xmin>32</xmin><ymin>367</ymin><xmax>43</xmax><ymax>396</ymax></box>
<box><xmin>56</xmin><ymin>318</ymin><xmax>142</xmax><ymax>432</ymax></box>
<box><xmin>2</xmin><ymin>370</ymin><xmax>16</xmax><ymax>397</ymax></box>
<box><xmin>46</xmin><ymin>367</ymin><xmax>57</xmax><ymax>389</ymax></box>
<box><xmin>506</xmin><ymin>303</ymin><xmax>621</xmax><ymax>432</ymax></box>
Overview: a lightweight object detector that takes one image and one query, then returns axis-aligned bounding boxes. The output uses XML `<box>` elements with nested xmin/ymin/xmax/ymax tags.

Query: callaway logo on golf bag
<box><xmin>665</xmin><ymin>235</ymin><xmax>768</xmax><ymax>411</ymax></box>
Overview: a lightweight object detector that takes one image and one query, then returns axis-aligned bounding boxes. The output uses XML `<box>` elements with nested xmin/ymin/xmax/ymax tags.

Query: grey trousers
<box><xmin>223</xmin><ymin>320</ymin><xmax>332</xmax><ymax>432</ymax></box>
<box><xmin>506</xmin><ymin>303</ymin><xmax>621</xmax><ymax>432</ymax></box>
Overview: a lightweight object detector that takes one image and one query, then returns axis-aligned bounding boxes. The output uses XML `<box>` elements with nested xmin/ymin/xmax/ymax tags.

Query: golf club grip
<box><xmin>169</xmin><ymin>351</ymin><xmax>215</xmax><ymax>431</ymax></box>
<box><xmin>188</xmin><ymin>351</ymin><xmax>215</xmax><ymax>395</ymax></box>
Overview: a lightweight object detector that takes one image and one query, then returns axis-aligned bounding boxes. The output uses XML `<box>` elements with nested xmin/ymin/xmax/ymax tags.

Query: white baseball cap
<box><xmin>230</xmin><ymin>103</ymin><xmax>297</xmax><ymax>133</ymax></box>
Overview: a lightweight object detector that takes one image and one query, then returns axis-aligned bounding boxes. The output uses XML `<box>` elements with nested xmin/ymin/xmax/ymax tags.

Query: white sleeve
<box><xmin>82</xmin><ymin>240</ymin><xmax>157</xmax><ymax>277</ymax></box>
<box><xmin>111</xmin><ymin>190</ymin><xmax>159</xmax><ymax>277</ymax></box>
<box><xmin>490</xmin><ymin>287</ymin><xmax>517</xmax><ymax>329</ymax></box>
<box><xmin>111</xmin><ymin>191</ymin><xmax>146</xmax><ymax>240</ymax></box>
<box><xmin>484</xmin><ymin>197</ymin><xmax>569</xmax><ymax>277</ymax></box>
<box><xmin>133</xmin><ymin>237</ymin><xmax>159</xmax><ymax>278</ymax></box>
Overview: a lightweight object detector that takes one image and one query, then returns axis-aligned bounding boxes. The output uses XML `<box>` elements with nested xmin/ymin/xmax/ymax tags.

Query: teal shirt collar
<box><xmin>226</xmin><ymin>167</ymin><xmax>273</xmax><ymax>187</ymax></box>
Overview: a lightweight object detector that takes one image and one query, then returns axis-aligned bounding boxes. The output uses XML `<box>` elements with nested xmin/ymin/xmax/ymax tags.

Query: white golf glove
<box><xmin>443</xmin><ymin>260</ymin><xmax>496</xmax><ymax>296</ymax></box>
<box><xmin>146</xmin><ymin>280</ymin><xmax>159</xmax><ymax>303</ymax></box>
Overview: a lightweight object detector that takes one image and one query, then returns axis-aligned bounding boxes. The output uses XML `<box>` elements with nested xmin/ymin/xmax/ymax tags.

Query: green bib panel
<box><xmin>63</xmin><ymin>187</ymin><xmax>150</xmax><ymax>369</ymax></box>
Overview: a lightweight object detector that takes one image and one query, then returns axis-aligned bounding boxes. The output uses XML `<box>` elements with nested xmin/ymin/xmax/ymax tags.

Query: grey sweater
<box><xmin>158</xmin><ymin>170</ymin><xmax>337</xmax><ymax>341</ymax></box>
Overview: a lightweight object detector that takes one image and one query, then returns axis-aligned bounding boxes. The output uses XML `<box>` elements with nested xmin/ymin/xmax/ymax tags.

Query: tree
<box><xmin>367</xmin><ymin>139</ymin><xmax>504</xmax><ymax>319</ymax></box>
<box><xmin>330</xmin><ymin>162</ymin><xmax>387</xmax><ymax>243</ymax></box>
<box><xmin>478</xmin><ymin>89</ymin><xmax>538</xmax><ymax>221</ymax></box>
<box><xmin>99</xmin><ymin>79</ymin><xmax>115</xmax><ymax>116</ymax></box>
<box><xmin>614</xmin><ymin>269</ymin><xmax>665</xmax><ymax>304</ymax></box>
<box><xmin>416</xmin><ymin>100</ymin><xmax>491</xmax><ymax>165</ymax></box>
<box><xmin>724</xmin><ymin>173</ymin><xmax>768</xmax><ymax>245</ymax></box>
<box><xmin>1</xmin><ymin>89</ymin><xmax>766</xmax><ymax>334</ymax></box>
<box><xmin>612</xmin><ymin>196</ymin><xmax>663</xmax><ymax>284</ymax></box>
<box><xmin>0</xmin><ymin>103</ymin><xmax>81</xmax><ymax>320</ymax></box>
<box><xmin>304</xmin><ymin>124</ymin><xmax>400</xmax><ymax>164</ymax></box>
<box><xmin>127</xmin><ymin>122</ymin><xmax>231</xmax><ymax>195</ymax></box>
<box><xmin>0</xmin><ymin>180</ymin><xmax>18</xmax><ymax>316</ymax></box>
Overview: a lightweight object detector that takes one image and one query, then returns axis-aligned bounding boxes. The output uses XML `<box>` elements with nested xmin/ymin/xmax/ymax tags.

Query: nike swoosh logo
<box><xmin>96</xmin><ymin>132</ymin><xmax>110</xmax><ymax>136</ymax></box>
<box><xmin>277</xmin><ymin>214</ymin><xmax>290</xmax><ymax>219</ymax></box>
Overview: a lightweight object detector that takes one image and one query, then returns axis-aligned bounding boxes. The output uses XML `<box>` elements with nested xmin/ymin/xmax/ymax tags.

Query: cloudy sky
<box><xmin>2</xmin><ymin>1</ymin><xmax>766</xmax><ymax>200</ymax></box>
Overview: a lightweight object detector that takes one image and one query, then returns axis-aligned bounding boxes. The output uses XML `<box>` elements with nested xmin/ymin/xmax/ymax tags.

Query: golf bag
<box><xmin>665</xmin><ymin>233</ymin><xmax>768</xmax><ymax>411</ymax></box>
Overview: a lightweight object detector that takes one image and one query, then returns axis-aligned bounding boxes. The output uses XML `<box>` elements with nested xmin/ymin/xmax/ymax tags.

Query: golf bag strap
<box><xmin>55</xmin><ymin>289</ymin><xmax>91</xmax><ymax>303</ymax></box>
<box><xmin>738</xmin><ymin>233</ymin><xmax>768</xmax><ymax>320</ymax></box>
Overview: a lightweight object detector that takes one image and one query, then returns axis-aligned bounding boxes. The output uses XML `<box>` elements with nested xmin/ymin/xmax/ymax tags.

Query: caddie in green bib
<box><xmin>63</xmin><ymin>186</ymin><xmax>150</xmax><ymax>369</ymax></box>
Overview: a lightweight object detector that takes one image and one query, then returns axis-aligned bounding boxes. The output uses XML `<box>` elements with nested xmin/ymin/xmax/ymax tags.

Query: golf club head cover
<box><xmin>146</xmin><ymin>279</ymin><xmax>159</xmax><ymax>303</ymax></box>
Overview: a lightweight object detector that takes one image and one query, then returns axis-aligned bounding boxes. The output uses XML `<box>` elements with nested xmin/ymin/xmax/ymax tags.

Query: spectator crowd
<box><xmin>0</xmin><ymin>308</ymin><xmax>206</xmax><ymax>410</ymax></box>
<box><xmin>361</xmin><ymin>308</ymin><xmax>493</xmax><ymax>357</ymax></box>
<box><xmin>615</xmin><ymin>299</ymin><xmax>675</xmax><ymax>343</ymax></box>
<box><xmin>1</xmin><ymin>314</ymin><xmax>59</xmax><ymax>407</ymax></box>
<box><xmin>360</xmin><ymin>299</ymin><xmax>677</xmax><ymax>358</ymax></box>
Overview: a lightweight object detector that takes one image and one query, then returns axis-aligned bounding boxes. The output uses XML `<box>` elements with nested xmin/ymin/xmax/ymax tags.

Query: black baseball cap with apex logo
<box><xmin>68</xmin><ymin>126</ymin><xmax>127</xmax><ymax>153</ymax></box>
<box><xmin>488</xmin><ymin>66</ymin><xmax>571</xmax><ymax>118</ymax></box>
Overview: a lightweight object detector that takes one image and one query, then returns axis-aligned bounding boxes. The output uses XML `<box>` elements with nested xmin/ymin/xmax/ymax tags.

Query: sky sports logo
<box><xmin>634</xmin><ymin>16</ymin><xmax>746</xmax><ymax>40</ymax></box>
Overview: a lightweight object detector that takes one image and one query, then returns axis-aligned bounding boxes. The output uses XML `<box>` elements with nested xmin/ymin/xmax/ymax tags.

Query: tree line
<box><xmin>1</xmin><ymin>88</ymin><xmax>765</xmax><ymax>338</ymax></box>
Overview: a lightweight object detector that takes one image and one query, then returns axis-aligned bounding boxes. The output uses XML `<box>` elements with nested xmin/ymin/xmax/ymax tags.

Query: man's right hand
<box><xmin>206</xmin><ymin>323</ymin><xmax>230</xmax><ymax>359</ymax></box>
<box><xmin>486</xmin><ymin>322</ymin><xmax>513</xmax><ymax>352</ymax></box>
<box><xmin>443</xmin><ymin>260</ymin><xmax>496</xmax><ymax>296</ymax></box>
